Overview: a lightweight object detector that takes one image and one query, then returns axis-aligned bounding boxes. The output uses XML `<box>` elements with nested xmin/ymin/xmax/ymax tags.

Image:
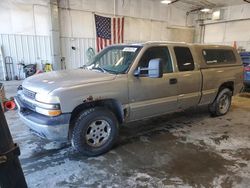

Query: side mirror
<box><xmin>148</xmin><ymin>58</ymin><xmax>163</xmax><ymax>78</ymax></box>
<box><xmin>134</xmin><ymin>58</ymin><xmax>163</xmax><ymax>78</ymax></box>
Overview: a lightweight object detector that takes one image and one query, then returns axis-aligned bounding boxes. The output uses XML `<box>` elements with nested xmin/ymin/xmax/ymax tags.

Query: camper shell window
<box><xmin>203</xmin><ymin>49</ymin><xmax>236</xmax><ymax>65</ymax></box>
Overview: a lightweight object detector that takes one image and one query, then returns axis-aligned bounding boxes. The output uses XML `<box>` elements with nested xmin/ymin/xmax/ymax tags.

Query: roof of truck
<box><xmin>141</xmin><ymin>41</ymin><xmax>234</xmax><ymax>48</ymax></box>
<box><xmin>112</xmin><ymin>42</ymin><xmax>234</xmax><ymax>49</ymax></box>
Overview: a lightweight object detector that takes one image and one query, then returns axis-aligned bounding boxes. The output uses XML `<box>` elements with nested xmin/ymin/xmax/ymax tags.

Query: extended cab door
<box><xmin>172</xmin><ymin>46</ymin><xmax>202</xmax><ymax>109</ymax></box>
<box><xmin>128</xmin><ymin>46</ymin><xmax>178</xmax><ymax>121</ymax></box>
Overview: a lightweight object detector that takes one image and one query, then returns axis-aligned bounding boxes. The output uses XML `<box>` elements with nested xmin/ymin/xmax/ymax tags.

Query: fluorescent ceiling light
<box><xmin>161</xmin><ymin>0</ymin><xmax>172</xmax><ymax>4</ymax></box>
<box><xmin>200</xmin><ymin>8</ymin><xmax>211</xmax><ymax>12</ymax></box>
<box><xmin>212</xmin><ymin>10</ymin><xmax>221</xmax><ymax>20</ymax></box>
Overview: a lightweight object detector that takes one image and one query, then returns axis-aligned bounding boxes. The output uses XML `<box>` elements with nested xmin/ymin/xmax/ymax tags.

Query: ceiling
<box><xmin>161</xmin><ymin>0</ymin><xmax>249</xmax><ymax>11</ymax></box>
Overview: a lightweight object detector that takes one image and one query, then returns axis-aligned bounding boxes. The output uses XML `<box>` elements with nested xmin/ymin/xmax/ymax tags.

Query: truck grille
<box><xmin>23</xmin><ymin>88</ymin><xmax>36</xmax><ymax>100</ymax></box>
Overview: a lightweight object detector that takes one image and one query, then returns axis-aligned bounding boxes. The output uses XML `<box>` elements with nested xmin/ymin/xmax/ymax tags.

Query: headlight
<box><xmin>35</xmin><ymin>94</ymin><xmax>61</xmax><ymax>116</ymax></box>
<box><xmin>35</xmin><ymin>94</ymin><xmax>60</xmax><ymax>104</ymax></box>
<box><xmin>36</xmin><ymin>107</ymin><xmax>61</xmax><ymax>117</ymax></box>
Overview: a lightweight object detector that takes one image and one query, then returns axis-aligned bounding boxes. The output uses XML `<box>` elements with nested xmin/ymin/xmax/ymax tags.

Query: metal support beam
<box><xmin>49</xmin><ymin>0</ymin><xmax>61</xmax><ymax>70</ymax></box>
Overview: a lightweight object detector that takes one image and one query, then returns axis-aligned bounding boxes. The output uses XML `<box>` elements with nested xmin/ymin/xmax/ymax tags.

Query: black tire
<box><xmin>209</xmin><ymin>88</ymin><xmax>232</xmax><ymax>117</ymax></box>
<box><xmin>71</xmin><ymin>107</ymin><xmax>119</xmax><ymax>156</ymax></box>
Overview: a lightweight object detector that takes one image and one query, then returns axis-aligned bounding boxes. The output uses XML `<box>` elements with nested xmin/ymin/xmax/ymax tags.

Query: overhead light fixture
<box><xmin>161</xmin><ymin>0</ymin><xmax>172</xmax><ymax>4</ymax></box>
<box><xmin>212</xmin><ymin>10</ymin><xmax>221</xmax><ymax>20</ymax></box>
<box><xmin>200</xmin><ymin>8</ymin><xmax>211</xmax><ymax>12</ymax></box>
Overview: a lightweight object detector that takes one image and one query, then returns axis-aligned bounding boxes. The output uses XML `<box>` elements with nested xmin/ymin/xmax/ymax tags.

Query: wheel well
<box><xmin>68</xmin><ymin>99</ymin><xmax>125</xmax><ymax>139</ymax></box>
<box><xmin>219</xmin><ymin>81</ymin><xmax>234</xmax><ymax>93</ymax></box>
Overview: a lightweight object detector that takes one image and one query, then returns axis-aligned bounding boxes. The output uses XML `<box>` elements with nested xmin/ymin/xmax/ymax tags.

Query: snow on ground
<box><xmin>3</xmin><ymin>80</ymin><xmax>250</xmax><ymax>187</ymax></box>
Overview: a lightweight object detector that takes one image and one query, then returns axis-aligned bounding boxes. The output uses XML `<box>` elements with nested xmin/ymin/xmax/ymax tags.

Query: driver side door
<box><xmin>128</xmin><ymin>46</ymin><xmax>178</xmax><ymax>121</ymax></box>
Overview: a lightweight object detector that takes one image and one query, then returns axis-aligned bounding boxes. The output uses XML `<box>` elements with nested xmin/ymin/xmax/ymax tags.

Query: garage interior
<box><xmin>0</xmin><ymin>0</ymin><xmax>250</xmax><ymax>187</ymax></box>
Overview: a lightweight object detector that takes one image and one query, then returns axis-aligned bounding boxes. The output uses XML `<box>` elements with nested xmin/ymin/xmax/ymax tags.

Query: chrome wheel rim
<box><xmin>85</xmin><ymin>120</ymin><xmax>111</xmax><ymax>147</ymax></box>
<box><xmin>219</xmin><ymin>94</ymin><xmax>230</xmax><ymax>114</ymax></box>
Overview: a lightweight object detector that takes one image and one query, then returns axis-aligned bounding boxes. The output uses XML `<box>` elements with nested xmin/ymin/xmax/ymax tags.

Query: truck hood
<box><xmin>22</xmin><ymin>69</ymin><xmax>117</xmax><ymax>95</ymax></box>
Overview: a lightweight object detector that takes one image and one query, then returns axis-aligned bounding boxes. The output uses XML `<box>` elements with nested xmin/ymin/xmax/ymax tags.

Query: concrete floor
<box><xmin>2</xmin><ymin>81</ymin><xmax>250</xmax><ymax>187</ymax></box>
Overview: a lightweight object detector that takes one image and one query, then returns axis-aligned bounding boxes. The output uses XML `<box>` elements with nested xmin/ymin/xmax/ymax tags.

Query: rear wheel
<box><xmin>209</xmin><ymin>88</ymin><xmax>232</xmax><ymax>116</ymax></box>
<box><xmin>71</xmin><ymin>107</ymin><xmax>119</xmax><ymax>156</ymax></box>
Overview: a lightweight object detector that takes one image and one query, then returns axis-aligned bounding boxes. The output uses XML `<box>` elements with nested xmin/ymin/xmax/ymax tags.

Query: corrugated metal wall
<box><xmin>0</xmin><ymin>34</ymin><xmax>145</xmax><ymax>80</ymax></box>
<box><xmin>60</xmin><ymin>37</ymin><xmax>96</xmax><ymax>69</ymax></box>
<box><xmin>0</xmin><ymin>34</ymin><xmax>51</xmax><ymax>80</ymax></box>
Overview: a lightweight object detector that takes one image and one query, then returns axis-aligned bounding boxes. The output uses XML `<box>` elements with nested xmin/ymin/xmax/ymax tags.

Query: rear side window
<box><xmin>174</xmin><ymin>47</ymin><xmax>195</xmax><ymax>72</ymax></box>
<box><xmin>203</xmin><ymin>49</ymin><xmax>236</xmax><ymax>64</ymax></box>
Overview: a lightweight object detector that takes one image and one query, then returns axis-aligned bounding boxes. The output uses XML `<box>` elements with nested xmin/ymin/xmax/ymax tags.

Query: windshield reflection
<box><xmin>86</xmin><ymin>45</ymin><xmax>142</xmax><ymax>74</ymax></box>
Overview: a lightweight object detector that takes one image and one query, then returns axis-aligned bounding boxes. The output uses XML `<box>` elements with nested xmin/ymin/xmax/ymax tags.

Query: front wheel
<box><xmin>209</xmin><ymin>88</ymin><xmax>232</xmax><ymax>116</ymax></box>
<box><xmin>71</xmin><ymin>107</ymin><xmax>119</xmax><ymax>156</ymax></box>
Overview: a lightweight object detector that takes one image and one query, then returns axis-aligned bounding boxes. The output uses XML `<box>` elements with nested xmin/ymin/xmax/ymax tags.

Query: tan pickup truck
<box><xmin>15</xmin><ymin>42</ymin><xmax>243</xmax><ymax>156</ymax></box>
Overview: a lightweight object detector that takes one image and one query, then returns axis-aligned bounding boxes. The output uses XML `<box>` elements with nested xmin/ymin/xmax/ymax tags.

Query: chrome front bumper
<box><xmin>15</xmin><ymin>96</ymin><xmax>70</xmax><ymax>142</ymax></box>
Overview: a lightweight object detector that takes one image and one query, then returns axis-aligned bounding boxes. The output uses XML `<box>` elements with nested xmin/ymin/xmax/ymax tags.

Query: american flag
<box><xmin>94</xmin><ymin>14</ymin><xmax>124</xmax><ymax>52</ymax></box>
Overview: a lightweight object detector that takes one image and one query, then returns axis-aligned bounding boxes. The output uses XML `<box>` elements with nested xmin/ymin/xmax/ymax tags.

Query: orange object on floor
<box><xmin>4</xmin><ymin>100</ymin><xmax>16</xmax><ymax>111</ymax></box>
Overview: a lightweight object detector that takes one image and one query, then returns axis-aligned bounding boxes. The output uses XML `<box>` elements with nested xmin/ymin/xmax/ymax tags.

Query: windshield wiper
<box><xmin>101</xmin><ymin>68</ymin><xmax>119</xmax><ymax>74</ymax></box>
<box><xmin>91</xmin><ymin>66</ymin><xmax>119</xmax><ymax>75</ymax></box>
<box><xmin>91</xmin><ymin>67</ymin><xmax>106</xmax><ymax>73</ymax></box>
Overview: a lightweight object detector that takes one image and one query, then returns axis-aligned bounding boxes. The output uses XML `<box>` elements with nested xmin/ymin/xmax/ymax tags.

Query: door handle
<box><xmin>169</xmin><ymin>78</ymin><xmax>177</xmax><ymax>85</ymax></box>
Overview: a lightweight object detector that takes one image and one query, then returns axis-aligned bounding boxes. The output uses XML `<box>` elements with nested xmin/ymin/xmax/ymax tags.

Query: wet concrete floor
<box><xmin>2</xmin><ymin>81</ymin><xmax>250</xmax><ymax>187</ymax></box>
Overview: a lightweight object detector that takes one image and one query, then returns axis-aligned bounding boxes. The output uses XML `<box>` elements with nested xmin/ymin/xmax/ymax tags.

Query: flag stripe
<box><xmin>96</xmin><ymin>38</ymin><xmax>99</xmax><ymax>53</ymax></box>
<box><xmin>121</xmin><ymin>17</ymin><xmax>124</xmax><ymax>43</ymax></box>
<box><xmin>104</xmin><ymin>39</ymin><xmax>107</xmax><ymax>47</ymax></box>
<box><xmin>118</xmin><ymin>18</ymin><xmax>120</xmax><ymax>43</ymax></box>
<box><xmin>100</xmin><ymin>38</ymin><xmax>102</xmax><ymax>52</ymax></box>
<box><xmin>113</xmin><ymin>17</ymin><xmax>116</xmax><ymax>44</ymax></box>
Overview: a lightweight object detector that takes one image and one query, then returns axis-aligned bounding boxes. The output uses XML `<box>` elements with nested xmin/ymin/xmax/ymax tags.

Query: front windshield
<box><xmin>86</xmin><ymin>45</ymin><xmax>142</xmax><ymax>74</ymax></box>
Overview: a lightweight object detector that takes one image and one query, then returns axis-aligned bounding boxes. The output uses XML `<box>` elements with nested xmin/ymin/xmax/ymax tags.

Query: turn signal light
<box><xmin>48</xmin><ymin>110</ymin><xmax>62</xmax><ymax>116</ymax></box>
<box><xmin>36</xmin><ymin>107</ymin><xmax>61</xmax><ymax>117</ymax></box>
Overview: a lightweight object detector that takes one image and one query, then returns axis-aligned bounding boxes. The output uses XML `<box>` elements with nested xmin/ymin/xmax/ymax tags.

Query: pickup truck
<box><xmin>15</xmin><ymin>42</ymin><xmax>243</xmax><ymax>156</ymax></box>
